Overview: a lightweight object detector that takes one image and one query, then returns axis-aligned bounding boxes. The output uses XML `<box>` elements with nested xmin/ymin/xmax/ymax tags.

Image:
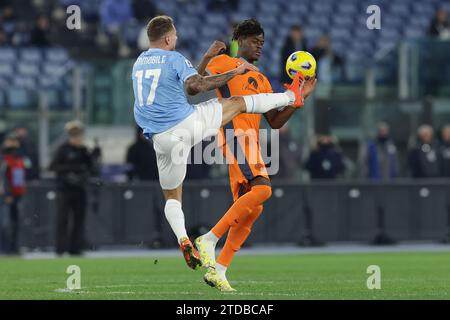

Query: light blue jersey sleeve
<box><xmin>172</xmin><ymin>52</ymin><xmax>198</xmax><ymax>82</ymax></box>
<box><xmin>132</xmin><ymin>49</ymin><xmax>198</xmax><ymax>137</ymax></box>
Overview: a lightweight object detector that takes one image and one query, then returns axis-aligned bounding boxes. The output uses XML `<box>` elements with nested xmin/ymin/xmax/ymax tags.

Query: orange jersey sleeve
<box><xmin>206</xmin><ymin>54</ymin><xmax>236</xmax><ymax>75</ymax></box>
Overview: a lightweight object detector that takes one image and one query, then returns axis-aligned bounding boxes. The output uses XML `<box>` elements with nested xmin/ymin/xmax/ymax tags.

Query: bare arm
<box><xmin>264</xmin><ymin>106</ymin><xmax>298</xmax><ymax>129</ymax></box>
<box><xmin>264</xmin><ymin>78</ymin><xmax>317</xmax><ymax>129</ymax></box>
<box><xmin>197</xmin><ymin>41</ymin><xmax>226</xmax><ymax>76</ymax></box>
<box><xmin>186</xmin><ymin>60</ymin><xmax>258</xmax><ymax>95</ymax></box>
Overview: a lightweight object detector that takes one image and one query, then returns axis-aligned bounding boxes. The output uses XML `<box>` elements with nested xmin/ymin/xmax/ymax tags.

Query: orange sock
<box><xmin>211</xmin><ymin>185</ymin><xmax>271</xmax><ymax>239</ymax></box>
<box><xmin>217</xmin><ymin>205</ymin><xmax>263</xmax><ymax>267</ymax></box>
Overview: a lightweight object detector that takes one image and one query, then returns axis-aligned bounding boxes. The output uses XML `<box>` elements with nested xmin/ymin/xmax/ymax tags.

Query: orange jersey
<box><xmin>207</xmin><ymin>54</ymin><xmax>273</xmax><ymax>131</ymax></box>
<box><xmin>207</xmin><ymin>55</ymin><xmax>273</xmax><ymax>200</ymax></box>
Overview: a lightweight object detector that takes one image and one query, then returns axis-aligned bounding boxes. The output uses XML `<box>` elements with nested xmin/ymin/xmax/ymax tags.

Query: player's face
<box><xmin>239</xmin><ymin>34</ymin><xmax>264</xmax><ymax>62</ymax></box>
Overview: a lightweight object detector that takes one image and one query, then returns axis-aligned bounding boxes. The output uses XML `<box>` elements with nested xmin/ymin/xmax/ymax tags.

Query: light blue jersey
<box><xmin>132</xmin><ymin>48</ymin><xmax>198</xmax><ymax>137</ymax></box>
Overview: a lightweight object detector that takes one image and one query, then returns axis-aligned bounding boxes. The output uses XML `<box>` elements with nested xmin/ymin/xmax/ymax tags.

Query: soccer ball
<box><xmin>285</xmin><ymin>51</ymin><xmax>317</xmax><ymax>79</ymax></box>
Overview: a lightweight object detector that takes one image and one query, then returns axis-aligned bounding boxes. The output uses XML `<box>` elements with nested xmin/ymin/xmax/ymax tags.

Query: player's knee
<box><xmin>252</xmin><ymin>184</ymin><xmax>272</xmax><ymax>202</ymax></box>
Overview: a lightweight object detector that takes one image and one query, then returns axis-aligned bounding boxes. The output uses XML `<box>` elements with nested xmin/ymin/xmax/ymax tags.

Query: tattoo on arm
<box><xmin>185</xmin><ymin>71</ymin><xmax>236</xmax><ymax>95</ymax></box>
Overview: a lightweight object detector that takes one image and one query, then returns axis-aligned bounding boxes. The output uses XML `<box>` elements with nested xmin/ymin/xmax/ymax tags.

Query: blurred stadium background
<box><xmin>1</xmin><ymin>0</ymin><xmax>450</xmax><ymax>255</ymax></box>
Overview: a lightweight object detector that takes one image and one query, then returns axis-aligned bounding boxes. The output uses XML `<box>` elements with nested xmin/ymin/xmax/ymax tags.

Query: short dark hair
<box><xmin>232</xmin><ymin>19</ymin><xmax>264</xmax><ymax>41</ymax></box>
<box><xmin>147</xmin><ymin>15</ymin><xmax>174</xmax><ymax>42</ymax></box>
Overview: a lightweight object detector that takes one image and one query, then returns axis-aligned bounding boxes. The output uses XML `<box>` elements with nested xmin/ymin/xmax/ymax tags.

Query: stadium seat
<box><xmin>307</xmin><ymin>15</ymin><xmax>331</xmax><ymax>30</ymax></box>
<box><xmin>336</xmin><ymin>2</ymin><xmax>357</xmax><ymax>14</ymax></box>
<box><xmin>257</xmin><ymin>16</ymin><xmax>278</xmax><ymax>29</ymax></box>
<box><xmin>404</xmin><ymin>28</ymin><xmax>426</xmax><ymax>39</ymax></box>
<box><xmin>411</xmin><ymin>3</ymin><xmax>436</xmax><ymax>17</ymax></box>
<box><xmin>14</xmin><ymin>76</ymin><xmax>37</xmax><ymax>89</ymax></box>
<box><xmin>330</xmin><ymin>28</ymin><xmax>351</xmax><ymax>42</ymax></box>
<box><xmin>7</xmin><ymin>88</ymin><xmax>30</xmax><ymax>109</ymax></box>
<box><xmin>389</xmin><ymin>3</ymin><xmax>411</xmax><ymax>17</ymax></box>
<box><xmin>311</xmin><ymin>2</ymin><xmax>333</xmax><ymax>14</ymax></box>
<box><xmin>42</xmin><ymin>62</ymin><xmax>67</xmax><ymax>77</ymax></box>
<box><xmin>0</xmin><ymin>48</ymin><xmax>17</xmax><ymax>63</ymax></box>
<box><xmin>239</xmin><ymin>0</ymin><xmax>257</xmax><ymax>13</ymax></box>
<box><xmin>380</xmin><ymin>28</ymin><xmax>401</xmax><ymax>41</ymax></box>
<box><xmin>20</xmin><ymin>48</ymin><xmax>43</xmax><ymax>63</ymax></box>
<box><xmin>258</xmin><ymin>1</ymin><xmax>281</xmax><ymax>14</ymax></box>
<box><xmin>17</xmin><ymin>63</ymin><xmax>40</xmax><ymax>77</ymax></box>
<box><xmin>408</xmin><ymin>16</ymin><xmax>431</xmax><ymax>29</ymax></box>
<box><xmin>333</xmin><ymin>16</ymin><xmax>354</xmax><ymax>29</ymax></box>
<box><xmin>286</xmin><ymin>2</ymin><xmax>309</xmax><ymax>15</ymax></box>
<box><xmin>200</xmin><ymin>27</ymin><xmax>222</xmax><ymax>40</ymax></box>
<box><xmin>45</xmin><ymin>48</ymin><xmax>70</xmax><ymax>63</ymax></box>
<box><xmin>0</xmin><ymin>64</ymin><xmax>14</xmax><ymax>77</ymax></box>
<box><xmin>205</xmin><ymin>14</ymin><xmax>228</xmax><ymax>27</ymax></box>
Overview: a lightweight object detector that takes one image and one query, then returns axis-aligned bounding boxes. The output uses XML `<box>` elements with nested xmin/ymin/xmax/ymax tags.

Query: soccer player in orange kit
<box><xmin>194</xmin><ymin>19</ymin><xmax>317</xmax><ymax>291</ymax></box>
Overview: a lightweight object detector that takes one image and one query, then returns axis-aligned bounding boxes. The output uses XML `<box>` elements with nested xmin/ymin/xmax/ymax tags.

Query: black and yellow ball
<box><xmin>285</xmin><ymin>51</ymin><xmax>317</xmax><ymax>79</ymax></box>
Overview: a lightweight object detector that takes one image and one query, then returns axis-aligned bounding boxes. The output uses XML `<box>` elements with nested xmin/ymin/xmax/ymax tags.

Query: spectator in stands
<box><xmin>310</xmin><ymin>34</ymin><xmax>343</xmax><ymax>84</ymax></box>
<box><xmin>439</xmin><ymin>125</ymin><xmax>450</xmax><ymax>177</ymax></box>
<box><xmin>126</xmin><ymin>126</ymin><xmax>158</xmax><ymax>181</ymax></box>
<box><xmin>361</xmin><ymin>122</ymin><xmax>399</xmax><ymax>180</ymax></box>
<box><xmin>305</xmin><ymin>134</ymin><xmax>345</xmax><ymax>179</ymax></box>
<box><xmin>100</xmin><ymin>0</ymin><xmax>133</xmax><ymax>35</ymax></box>
<box><xmin>14</xmin><ymin>126</ymin><xmax>39</xmax><ymax>181</ymax></box>
<box><xmin>0</xmin><ymin>4</ymin><xmax>17</xmax><ymax>37</ymax></box>
<box><xmin>30</xmin><ymin>14</ymin><xmax>50</xmax><ymax>47</ymax></box>
<box><xmin>429</xmin><ymin>8</ymin><xmax>450</xmax><ymax>40</ymax></box>
<box><xmin>408</xmin><ymin>125</ymin><xmax>442</xmax><ymax>178</ymax></box>
<box><xmin>280</xmin><ymin>25</ymin><xmax>307</xmax><ymax>84</ymax></box>
<box><xmin>0</xmin><ymin>133</ymin><xmax>26</xmax><ymax>255</ymax></box>
<box><xmin>50</xmin><ymin>121</ymin><xmax>101</xmax><ymax>256</ymax></box>
<box><xmin>275</xmin><ymin>123</ymin><xmax>302</xmax><ymax>179</ymax></box>
<box><xmin>11</xmin><ymin>21</ymin><xmax>30</xmax><ymax>46</ymax></box>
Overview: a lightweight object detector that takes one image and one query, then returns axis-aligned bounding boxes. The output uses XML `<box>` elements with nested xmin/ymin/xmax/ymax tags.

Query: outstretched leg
<box><xmin>218</xmin><ymin>72</ymin><xmax>305</xmax><ymax>126</ymax></box>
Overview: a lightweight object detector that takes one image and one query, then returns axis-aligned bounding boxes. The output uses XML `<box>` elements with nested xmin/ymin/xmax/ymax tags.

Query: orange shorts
<box><xmin>219</xmin><ymin>125</ymin><xmax>269</xmax><ymax>202</ymax></box>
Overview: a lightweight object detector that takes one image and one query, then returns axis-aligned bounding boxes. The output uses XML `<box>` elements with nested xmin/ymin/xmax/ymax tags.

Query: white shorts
<box><xmin>152</xmin><ymin>98</ymin><xmax>223</xmax><ymax>190</ymax></box>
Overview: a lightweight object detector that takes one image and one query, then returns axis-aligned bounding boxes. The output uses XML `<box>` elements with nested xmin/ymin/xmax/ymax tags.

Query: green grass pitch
<box><xmin>0</xmin><ymin>251</ymin><xmax>449</xmax><ymax>299</ymax></box>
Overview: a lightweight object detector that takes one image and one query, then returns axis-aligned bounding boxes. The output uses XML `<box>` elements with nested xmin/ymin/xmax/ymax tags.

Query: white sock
<box><xmin>215</xmin><ymin>263</ymin><xmax>227</xmax><ymax>280</ymax></box>
<box><xmin>202</xmin><ymin>231</ymin><xmax>218</xmax><ymax>264</ymax></box>
<box><xmin>164</xmin><ymin>199</ymin><xmax>188</xmax><ymax>244</ymax></box>
<box><xmin>204</xmin><ymin>231</ymin><xmax>219</xmax><ymax>245</ymax></box>
<box><xmin>243</xmin><ymin>92</ymin><xmax>295</xmax><ymax>114</ymax></box>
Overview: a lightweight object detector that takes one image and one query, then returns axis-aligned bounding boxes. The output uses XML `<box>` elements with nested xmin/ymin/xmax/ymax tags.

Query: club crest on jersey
<box><xmin>243</xmin><ymin>76</ymin><xmax>259</xmax><ymax>93</ymax></box>
<box><xmin>248</xmin><ymin>77</ymin><xmax>258</xmax><ymax>89</ymax></box>
<box><xmin>185</xmin><ymin>59</ymin><xmax>193</xmax><ymax>68</ymax></box>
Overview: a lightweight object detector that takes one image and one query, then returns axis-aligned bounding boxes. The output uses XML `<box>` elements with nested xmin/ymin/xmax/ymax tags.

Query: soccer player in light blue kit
<box><xmin>132</xmin><ymin>15</ymin><xmax>309</xmax><ymax>270</ymax></box>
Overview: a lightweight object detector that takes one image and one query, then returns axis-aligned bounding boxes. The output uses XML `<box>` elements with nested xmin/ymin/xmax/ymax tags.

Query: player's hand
<box><xmin>234</xmin><ymin>59</ymin><xmax>259</xmax><ymax>75</ymax></box>
<box><xmin>204</xmin><ymin>40</ymin><xmax>227</xmax><ymax>59</ymax></box>
<box><xmin>301</xmin><ymin>77</ymin><xmax>317</xmax><ymax>99</ymax></box>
